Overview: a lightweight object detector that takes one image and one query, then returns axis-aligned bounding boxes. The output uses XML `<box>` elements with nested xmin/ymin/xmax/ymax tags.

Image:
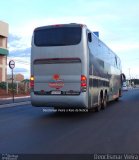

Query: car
<box><xmin>122</xmin><ymin>84</ymin><xmax>128</xmax><ymax>91</ymax></box>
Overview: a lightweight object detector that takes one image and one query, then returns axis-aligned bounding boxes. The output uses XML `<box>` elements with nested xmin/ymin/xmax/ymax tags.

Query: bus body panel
<box><xmin>87</xmin><ymin>31</ymin><xmax>122</xmax><ymax>107</ymax></box>
<box><xmin>31</xmin><ymin>92</ymin><xmax>87</xmax><ymax>108</ymax></box>
<box><xmin>31</xmin><ymin>25</ymin><xmax>89</xmax><ymax>108</ymax></box>
<box><xmin>33</xmin><ymin>62</ymin><xmax>81</xmax><ymax>92</ymax></box>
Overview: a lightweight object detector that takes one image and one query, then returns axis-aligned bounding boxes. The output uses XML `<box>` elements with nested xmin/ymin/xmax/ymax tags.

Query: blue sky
<box><xmin>1</xmin><ymin>0</ymin><xmax>139</xmax><ymax>79</ymax></box>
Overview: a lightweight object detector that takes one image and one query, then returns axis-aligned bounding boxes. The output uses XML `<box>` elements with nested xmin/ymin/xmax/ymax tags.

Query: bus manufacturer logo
<box><xmin>49</xmin><ymin>74</ymin><xmax>64</xmax><ymax>89</ymax></box>
<box><xmin>49</xmin><ymin>80</ymin><xmax>64</xmax><ymax>89</ymax></box>
<box><xmin>53</xmin><ymin>74</ymin><xmax>60</xmax><ymax>80</ymax></box>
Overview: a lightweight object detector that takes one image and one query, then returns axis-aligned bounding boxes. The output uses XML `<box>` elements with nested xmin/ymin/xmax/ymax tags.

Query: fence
<box><xmin>0</xmin><ymin>81</ymin><xmax>30</xmax><ymax>98</ymax></box>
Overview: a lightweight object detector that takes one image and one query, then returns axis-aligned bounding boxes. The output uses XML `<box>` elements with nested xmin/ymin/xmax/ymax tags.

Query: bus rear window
<box><xmin>34</xmin><ymin>27</ymin><xmax>81</xmax><ymax>46</ymax></box>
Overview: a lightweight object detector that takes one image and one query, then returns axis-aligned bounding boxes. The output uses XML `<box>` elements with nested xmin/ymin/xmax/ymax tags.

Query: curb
<box><xmin>0</xmin><ymin>101</ymin><xmax>31</xmax><ymax>109</ymax></box>
<box><xmin>0</xmin><ymin>96</ymin><xmax>30</xmax><ymax>100</ymax></box>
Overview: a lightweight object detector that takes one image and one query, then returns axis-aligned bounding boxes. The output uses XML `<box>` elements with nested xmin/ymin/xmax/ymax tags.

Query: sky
<box><xmin>0</xmin><ymin>0</ymin><xmax>139</xmax><ymax>79</ymax></box>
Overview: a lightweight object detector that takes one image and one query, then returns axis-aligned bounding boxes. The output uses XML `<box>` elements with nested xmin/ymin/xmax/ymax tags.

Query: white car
<box><xmin>122</xmin><ymin>84</ymin><xmax>128</xmax><ymax>91</ymax></box>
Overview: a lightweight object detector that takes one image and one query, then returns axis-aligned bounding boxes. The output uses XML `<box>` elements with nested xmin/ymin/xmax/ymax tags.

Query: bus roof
<box><xmin>34</xmin><ymin>23</ymin><xmax>86</xmax><ymax>32</ymax></box>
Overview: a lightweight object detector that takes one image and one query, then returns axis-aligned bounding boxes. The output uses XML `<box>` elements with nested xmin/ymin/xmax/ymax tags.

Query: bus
<box><xmin>30</xmin><ymin>23</ymin><xmax>124</xmax><ymax>111</ymax></box>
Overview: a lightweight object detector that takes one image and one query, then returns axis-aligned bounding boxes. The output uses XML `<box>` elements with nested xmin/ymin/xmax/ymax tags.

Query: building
<box><xmin>0</xmin><ymin>21</ymin><xmax>9</xmax><ymax>82</ymax></box>
<box><xmin>7</xmin><ymin>73</ymin><xmax>24</xmax><ymax>82</ymax></box>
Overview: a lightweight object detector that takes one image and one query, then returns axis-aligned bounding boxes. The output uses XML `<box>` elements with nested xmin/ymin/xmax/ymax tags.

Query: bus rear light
<box><xmin>30</xmin><ymin>76</ymin><xmax>34</xmax><ymax>81</ymax></box>
<box><xmin>30</xmin><ymin>75</ymin><xmax>34</xmax><ymax>88</ymax></box>
<box><xmin>81</xmin><ymin>75</ymin><xmax>87</xmax><ymax>92</ymax></box>
<box><xmin>81</xmin><ymin>83</ymin><xmax>87</xmax><ymax>87</ymax></box>
<box><xmin>81</xmin><ymin>75</ymin><xmax>87</xmax><ymax>81</ymax></box>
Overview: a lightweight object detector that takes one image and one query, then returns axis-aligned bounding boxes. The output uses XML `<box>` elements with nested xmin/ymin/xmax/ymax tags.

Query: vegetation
<box><xmin>0</xmin><ymin>81</ymin><xmax>30</xmax><ymax>96</ymax></box>
<box><xmin>0</xmin><ymin>82</ymin><xmax>6</xmax><ymax>89</ymax></box>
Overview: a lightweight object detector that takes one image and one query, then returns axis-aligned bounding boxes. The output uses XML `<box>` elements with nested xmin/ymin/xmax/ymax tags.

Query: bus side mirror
<box><xmin>121</xmin><ymin>73</ymin><xmax>126</xmax><ymax>82</ymax></box>
<box><xmin>88</xmin><ymin>33</ymin><xmax>92</xmax><ymax>42</ymax></box>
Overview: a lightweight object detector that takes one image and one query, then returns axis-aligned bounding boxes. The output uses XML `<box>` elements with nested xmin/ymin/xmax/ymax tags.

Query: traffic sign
<box><xmin>9</xmin><ymin>60</ymin><xmax>15</xmax><ymax>103</ymax></box>
<box><xmin>9</xmin><ymin>60</ymin><xmax>15</xmax><ymax>69</ymax></box>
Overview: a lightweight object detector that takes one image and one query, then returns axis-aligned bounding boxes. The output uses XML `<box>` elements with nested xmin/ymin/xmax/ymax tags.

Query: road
<box><xmin>0</xmin><ymin>89</ymin><xmax>139</xmax><ymax>155</ymax></box>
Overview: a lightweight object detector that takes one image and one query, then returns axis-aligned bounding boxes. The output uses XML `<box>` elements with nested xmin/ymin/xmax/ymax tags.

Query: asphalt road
<box><xmin>0</xmin><ymin>89</ymin><xmax>139</xmax><ymax>154</ymax></box>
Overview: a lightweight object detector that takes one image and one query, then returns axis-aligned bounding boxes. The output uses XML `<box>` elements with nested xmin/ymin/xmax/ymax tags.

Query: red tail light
<box><xmin>81</xmin><ymin>83</ymin><xmax>87</xmax><ymax>87</ymax></box>
<box><xmin>30</xmin><ymin>75</ymin><xmax>34</xmax><ymax>88</ymax></box>
<box><xmin>81</xmin><ymin>75</ymin><xmax>87</xmax><ymax>92</ymax></box>
<box><xmin>81</xmin><ymin>75</ymin><xmax>86</xmax><ymax>81</ymax></box>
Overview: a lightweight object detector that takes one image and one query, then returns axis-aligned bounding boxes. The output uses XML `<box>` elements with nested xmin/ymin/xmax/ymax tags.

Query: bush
<box><xmin>0</xmin><ymin>81</ymin><xmax>30</xmax><ymax>95</ymax></box>
<box><xmin>0</xmin><ymin>82</ymin><xmax>6</xmax><ymax>89</ymax></box>
<box><xmin>8</xmin><ymin>83</ymin><xmax>16</xmax><ymax>90</ymax></box>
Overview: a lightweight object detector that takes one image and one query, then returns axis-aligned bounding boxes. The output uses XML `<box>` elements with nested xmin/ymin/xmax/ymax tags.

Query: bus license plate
<box><xmin>51</xmin><ymin>91</ymin><xmax>61</xmax><ymax>95</ymax></box>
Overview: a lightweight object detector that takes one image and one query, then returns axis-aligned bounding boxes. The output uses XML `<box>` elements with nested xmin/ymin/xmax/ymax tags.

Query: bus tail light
<box><xmin>30</xmin><ymin>75</ymin><xmax>34</xmax><ymax>88</ymax></box>
<box><xmin>81</xmin><ymin>75</ymin><xmax>87</xmax><ymax>92</ymax></box>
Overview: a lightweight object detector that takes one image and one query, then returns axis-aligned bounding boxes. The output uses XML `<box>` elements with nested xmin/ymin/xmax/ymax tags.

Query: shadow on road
<box><xmin>32</xmin><ymin>100</ymin><xmax>120</xmax><ymax>123</ymax></box>
<box><xmin>38</xmin><ymin>110</ymin><xmax>93</xmax><ymax>120</ymax></box>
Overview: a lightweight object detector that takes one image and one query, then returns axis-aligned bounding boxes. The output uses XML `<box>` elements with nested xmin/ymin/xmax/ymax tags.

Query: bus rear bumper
<box><xmin>31</xmin><ymin>92</ymin><xmax>87</xmax><ymax>108</ymax></box>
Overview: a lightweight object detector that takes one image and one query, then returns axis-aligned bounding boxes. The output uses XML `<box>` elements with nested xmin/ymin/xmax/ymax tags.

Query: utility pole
<box><xmin>128</xmin><ymin>68</ymin><xmax>131</xmax><ymax>87</ymax></box>
<box><xmin>9</xmin><ymin>60</ymin><xmax>15</xmax><ymax>103</ymax></box>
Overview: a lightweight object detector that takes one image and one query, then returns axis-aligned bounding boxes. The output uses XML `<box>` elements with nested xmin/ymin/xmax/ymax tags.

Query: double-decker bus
<box><xmin>30</xmin><ymin>23</ymin><xmax>124</xmax><ymax>111</ymax></box>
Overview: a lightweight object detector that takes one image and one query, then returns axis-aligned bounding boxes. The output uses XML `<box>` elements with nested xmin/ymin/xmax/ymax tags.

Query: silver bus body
<box><xmin>30</xmin><ymin>24</ymin><xmax>122</xmax><ymax>109</ymax></box>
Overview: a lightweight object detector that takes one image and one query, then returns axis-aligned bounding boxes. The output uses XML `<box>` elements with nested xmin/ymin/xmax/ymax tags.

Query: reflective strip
<box><xmin>89</xmin><ymin>75</ymin><xmax>109</xmax><ymax>82</ymax></box>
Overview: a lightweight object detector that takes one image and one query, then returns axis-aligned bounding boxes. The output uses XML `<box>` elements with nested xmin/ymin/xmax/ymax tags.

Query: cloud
<box><xmin>8</xmin><ymin>34</ymin><xmax>31</xmax><ymax>52</ymax></box>
<box><xmin>9</xmin><ymin>47</ymin><xmax>31</xmax><ymax>57</ymax></box>
<box><xmin>14</xmin><ymin>68</ymin><xmax>28</xmax><ymax>73</ymax></box>
<box><xmin>109</xmin><ymin>43</ymin><xmax>139</xmax><ymax>53</ymax></box>
<box><xmin>8</xmin><ymin>34</ymin><xmax>21</xmax><ymax>43</ymax></box>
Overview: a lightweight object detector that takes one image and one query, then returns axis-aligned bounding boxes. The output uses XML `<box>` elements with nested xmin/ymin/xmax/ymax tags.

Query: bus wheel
<box><xmin>102</xmin><ymin>93</ymin><xmax>107</xmax><ymax>109</ymax></box>
<box><xmin>88</xmin><ymin>108</ymin><xmax>94</xmax><ymax>112</ymax></box>
<box><xmin>115</xmin><ymin>97</ymin><xmax>119</xmax><ymax>101</ymax></box>
<box><xmin>95</xmin><ymin>96</ymin><xmax>102</xmax><ymax>112</ymax></box>
<box><xmin>115</xmin><ymin>90</ymin><xmax>120</xmax><ymax>101</ymax></box>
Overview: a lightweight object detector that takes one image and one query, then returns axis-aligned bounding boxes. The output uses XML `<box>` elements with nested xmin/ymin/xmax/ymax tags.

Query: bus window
<box><xmin>34</xmin><ymin>27</ymin><xmax>81</xmax><ymax>46</ymax></box>
<box><xmin>88</xmin><ymin>32</ymin><xmax>92</xmax><ymax>42</ymax></box>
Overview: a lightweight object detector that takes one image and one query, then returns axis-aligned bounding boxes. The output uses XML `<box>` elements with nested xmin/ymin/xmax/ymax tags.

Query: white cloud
<box><xmin>109</xmin><ymin>43</ymin><xmax>139</xmax><ymax>52</ymax></box>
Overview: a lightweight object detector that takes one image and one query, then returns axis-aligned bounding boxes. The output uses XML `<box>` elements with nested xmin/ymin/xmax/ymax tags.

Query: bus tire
<box><xmin>115</xmin><ymin>89</ymin><xmax>120</xmax><ymax>101</ymax></box>
<box><xmin>95</xmin><ymin>95</ymin><xmax>103</xmax><ymax>112</ymax></box>
<box><xmin>102</xmin><ymin>93</ymin><xmax>107</xmax><ymax>109</ymax></box>
<box><xmin>88</xmin><ymin>108</ymin><xmax>94</xmax><ymax>112</ymax></box>
<box><xmin>115</xmin><ymin>97</ymin><xmax>119</xmax><ymax>101</ymax></box>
